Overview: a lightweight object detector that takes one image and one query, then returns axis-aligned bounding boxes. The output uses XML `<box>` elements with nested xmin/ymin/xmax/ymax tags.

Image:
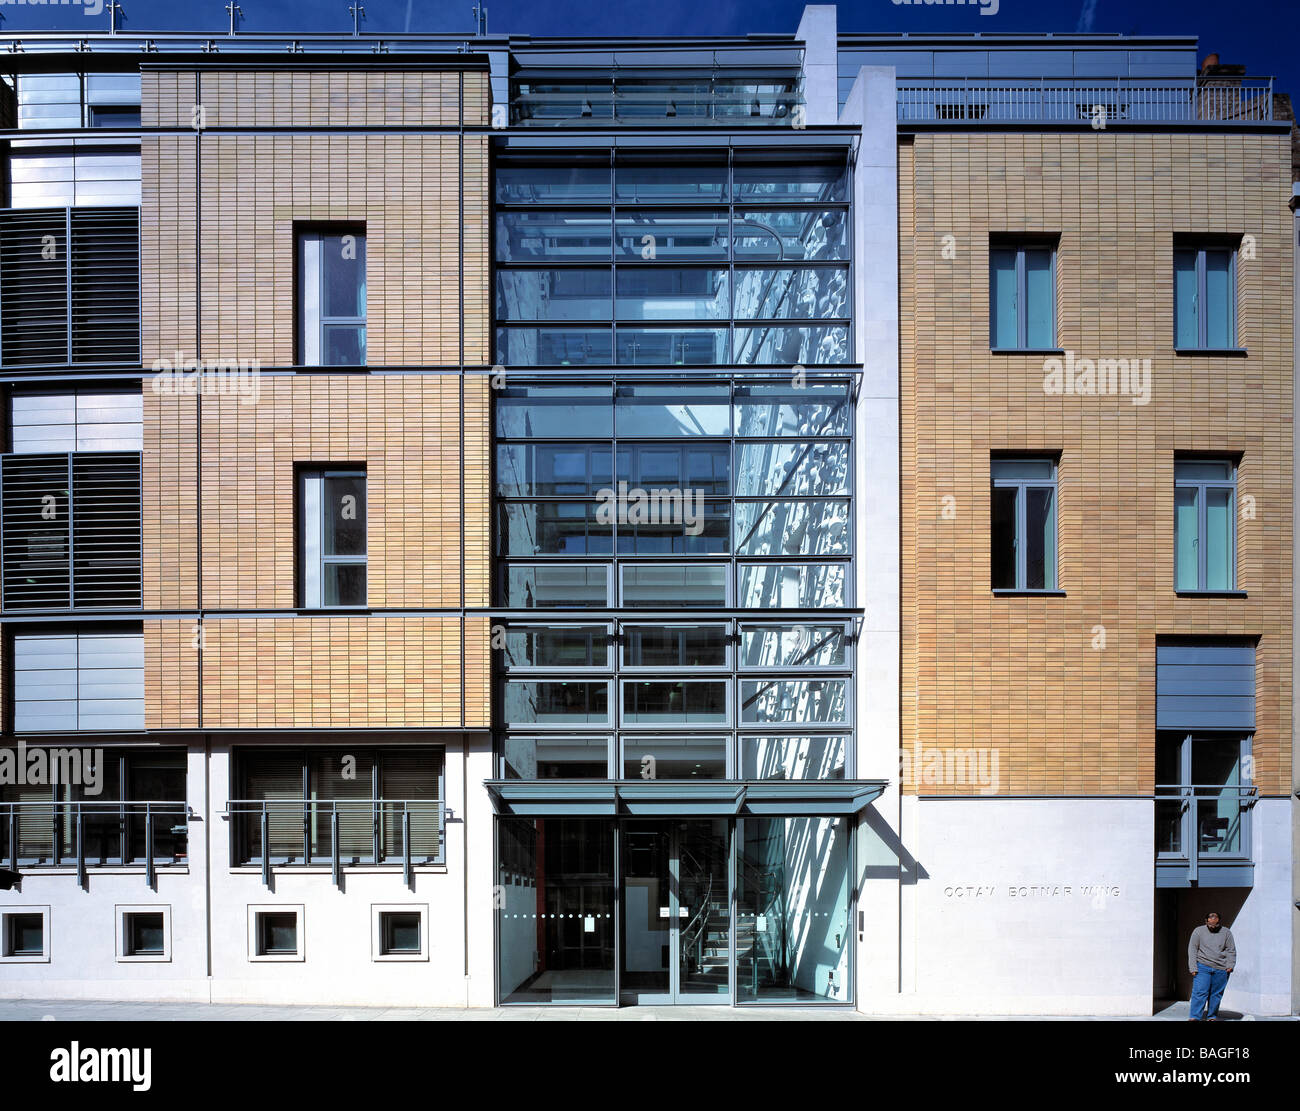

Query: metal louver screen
<box><xmin>311</xmin><ymin>750</ymin><xmax>374</xmax><ymax>862</ymax></box>
<box><xmin>0</xmin><ymin>206</ymin><xmax>139</xmax><ymax>367</ymax></box>
<box><xmin>243</xmin><ymin>753</ymin><xmax>306</xmax><ymax>862</ymax></box>
<box><xmin>0</xmin><ymin>451</ymin><xmax>142</xmax><ymax>610</ymax></box>
<box><xmin>380</xmin><ymin>749</ymin><xmax>443</xmax><ymax>863</ymax></box>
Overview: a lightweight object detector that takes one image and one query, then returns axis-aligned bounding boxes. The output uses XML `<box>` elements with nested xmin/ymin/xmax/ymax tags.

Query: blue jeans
<box><xmin>1190</xmin><ymin>963</ymin><xmax>1230</xmax><ymax>1020</ymax></box>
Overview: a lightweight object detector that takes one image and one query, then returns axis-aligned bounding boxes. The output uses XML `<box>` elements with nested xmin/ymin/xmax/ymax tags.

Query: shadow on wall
<box><xmin>1154</xmin><ymin>888</ymin><xmax>1249</xmax><ymax>1004</ymax></box>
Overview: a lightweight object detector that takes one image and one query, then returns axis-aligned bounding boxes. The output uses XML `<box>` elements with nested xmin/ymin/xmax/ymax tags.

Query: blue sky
<box><xmin>0</xmin><ymin>0</ymin><xmax>1294</xmax><ymax>98</ymax></box>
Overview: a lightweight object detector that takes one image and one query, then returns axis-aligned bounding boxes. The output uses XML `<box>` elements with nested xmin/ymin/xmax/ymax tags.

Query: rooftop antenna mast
<box><xmin>225</xmin><ymin>2</ymin><xmax>242</xmax><ymax>36</ymax></box>
<box><xmin>349</xmin><ymin>4</ymin><xmax>365</xmax><ymax>36</ymax></box>
<box><xmin>472</xmin><ymin>3</ymin><xmax>487</xmax><ymax>36</ymax></box>
<box><xmin>109</xmin><ymin>1</ymin><xmax>124</xmax><ymax>33</ymax></box>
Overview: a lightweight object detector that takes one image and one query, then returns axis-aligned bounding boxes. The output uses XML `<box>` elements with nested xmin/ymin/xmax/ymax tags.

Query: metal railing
<box><xmin>1155</xmin><ymin>783</ymin><xmax>1256</xmax><ymax>882</ymax></box>
<box><xmin>0</xmin><ymin>800</ymin><xmax>187</xmax><ymax>887</ymax></box>
<box><xmin>226</xmin><ymin>798</ymin><xmax>444</xmax><ymax>889</ymax></box>
<box><xmin>897</xmin><ymin>77</ymin><xmax>1275</xmax><ymax>124</ymax></box>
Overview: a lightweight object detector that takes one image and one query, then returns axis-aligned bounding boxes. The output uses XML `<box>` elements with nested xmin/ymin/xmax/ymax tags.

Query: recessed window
<box><xmin>990</xmin><ymin>240</ymin><xmax>1056</xmax><ymax>350</ymax></box>
<box><xmin>1175</xmin><ymin>243</ymin><xmax>1237</xmax><ymax>350</ymax></box>
<box><xmin>298</xmin><ymin>227</ymin><xmax>366</xmax><ymax>366</ymax></box>
<box><xmin>249</xmin><ymin>906</ymin><xmax>304</xmax><ymax>961</ymax></box>
<box><xmin>1</xmin><ymin>908</ymin><xmax>49</xmax><ymax>962</ymax></box>
<box><xmin>1174</xmin><ymin>459</ymin><xmax>1237</xmax><ymax>591</ymax></box>
<box><xmin>298</xmin><ymin>467</ymin><xmax>367</xmax><ymax>608</ymax></box>
<box><xmin>117</xmin><ymin>905</ymin><xmax>171</xmax><ymax>962</ymax></box>
<box><xmin>372</xmin><ymin>905</ymin><xmax>429</xmax><ymax>962</ymax></box>
<box><xmin>991</xmin><ymin>458</ymin><xmax>1058</xmax><ymax>592</ymax></box>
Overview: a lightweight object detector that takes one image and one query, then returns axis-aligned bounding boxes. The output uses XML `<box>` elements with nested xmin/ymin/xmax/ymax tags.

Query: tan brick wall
<box><xmin>143</xmin><ymin>390</ymin><xmax>199</xmax><ymax>611</ymax></box>
<box><xmin>140</xmin><ymin>133</ymin><xmax>198</xmax><ymax>368</ymax></box>
<box><xmin>901</xmin><ymin>132</ymin><xmax>1294</xmax><ymax>796</ymax></box>
<box><xmin>144</xmin><ymin>619</ymin><xmax>201</xmax><ymax>731</ymax></box>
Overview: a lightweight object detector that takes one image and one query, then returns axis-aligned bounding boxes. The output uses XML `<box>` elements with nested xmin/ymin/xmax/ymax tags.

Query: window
<box><xmin>373</xmin><ymin>905</ymin><xmax>428</xmax><ymax>961</ymax></box>
<box><xmin>233</xmin><ymin>748</ymin><xmax>443</xmax><ymax>867</ymax></box>
<box><xmin>1174</xmin><ymin>459</ymin><xmax>1236</xmax><ymax>591</ymax></box>
<box><xmin>1175</xmin><ymin>243</ymin><xmax>1237</xmax><ymax>350</ymax></box>
<box><xmin>0</xmin><ymin>907</ymin><xmax>49</xmax><ymax>962</ymax></box>
<box><xmin>298</xmin><ymin>468</ymin><xmax>366</xmax><ymax>608</ymax></box>
<box><xmin>990</xmin><ymin>240</ymin><xmax>1056</xmax><ymax>350</ymax></box>
<box><xmin>298</xmin><ymin>228</ymin><xmax>366</xmax><ymax>366</ymax></box>
<box><xmin>10</xmin><ymin>631</ymin><xmax>144</xmax><ymax>731</ymax></box>
<box><xmin>117</xmin><ymin>906</ymin><xmax>171</xmax><ymax>963</ymax></box>
<box><xmin>1156</xmin><ymin>734</ymin><xmax>1251</xmax><ymax>860</ymax></box>
<box><xmin>991</xmin><ymin>458</ymin><xmax>1058</xmax><ymax>592</ymax></box>
<box><xmin>249</xmin><ymin>906</ymin><xmax>304</xmax><ymax>961</ymax></box>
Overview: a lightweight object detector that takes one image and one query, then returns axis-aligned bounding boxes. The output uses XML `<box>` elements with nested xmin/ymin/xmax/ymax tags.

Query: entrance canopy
<box><xmin>484</xmin><ymin>778</ymin><xmax>887</xmax><ymax>817</ymax></box>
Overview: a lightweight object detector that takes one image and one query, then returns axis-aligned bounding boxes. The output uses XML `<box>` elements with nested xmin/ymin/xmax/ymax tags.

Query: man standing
<box><xmin>1188</xmin><ymin>911</ymin><xmax>1237</xmax><ymax>1021</ymax></box>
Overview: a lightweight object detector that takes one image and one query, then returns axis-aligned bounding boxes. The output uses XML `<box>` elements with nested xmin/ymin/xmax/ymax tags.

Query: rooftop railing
<box><xmin>897</xmin><ymin>77</ymin><xmax>1275</xmax><ymax>124</ymax></box>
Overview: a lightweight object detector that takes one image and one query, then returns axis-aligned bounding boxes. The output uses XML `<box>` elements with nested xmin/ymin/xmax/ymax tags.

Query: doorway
<box><xmin>620</xmin><ymin>819</ymin><xmax>731</xmax><ymax>1004</ymax></box>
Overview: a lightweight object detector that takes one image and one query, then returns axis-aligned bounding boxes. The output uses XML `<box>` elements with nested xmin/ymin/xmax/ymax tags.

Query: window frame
<box><xmin>297</xmin><ymin>465</ymin><xmax>368</xmax><ymax>610</ymax></box>
<box><xmin>297</xmin><ymin>225</ymin><xmax>366</xmax><ymax>367</ymax></box>
<box><xmin>371</xmin><ymin>904</ymin><xmax>429</xmax><ymax>962</ymax></box>
<box><xmin>0</xmin><ymin>906</ymin><xmax>50</xmax><ymax>963</ymax></box>
<box><xmin>989</xmin><ymin>239</ymin><xmax>1057</xmax><ymax>352</ymax></box>
<box><xmin>1155</xmin><ymin>732</ymin><xmax>1253</xmax><ymax>864</ymax></box>
<box><xmin>1174</xmin><ymin>242</ymin><xmax>1239</xmax><ymax>351</ymax></box>
<box><xmin>115</xmin><ymin>904</ymin><xmax>172</xmax><ymax>963</ymax></box>
<box><xmin>990</xmin><ymin>457</ymin><xmax>1060</xmax><ymax>594</ymax></box>
<box><xmin>248</xmin><ymin>904</ymin><xmax>305</xmax><ymax>963</ymax></box>
<box><xmin>1174</xmin><ymin>458</ymin><xmax>1237</xmax><ymax>593</ymax></box>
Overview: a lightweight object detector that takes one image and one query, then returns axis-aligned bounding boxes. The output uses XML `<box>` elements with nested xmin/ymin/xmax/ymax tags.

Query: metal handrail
<box><xmin>225</xmin><ymin>797</ymin><xmax>444</xmax><ymax>889</ymax></box>
<box><xmin>0</xmin><ymin>799</ymin><xmax>187</xmax><ymax>887</ymax></box>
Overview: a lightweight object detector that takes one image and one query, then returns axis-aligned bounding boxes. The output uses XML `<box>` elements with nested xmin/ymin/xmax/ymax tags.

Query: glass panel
<box><xmin>615</xmin><ymin>268</ymin><xmax>729</xmax><ymax>320</ymax></box>
<box><xmin>733</xmin><ymin>267</ymin><xmax>849</xmax><ymax>321</ymax></box>
<box><xmin>990</xmin><ymin>248</ymin><xmax>1019</xmax><ymax>347</ymax></box>
<box><xmin>1204</xmin><ymin>250</ymin><xmax>1233</xmax><ymax>348</ymax></box>
<box><xmin>1025</xmin><ymin>484</ymin><xmax>1055</xmax><ymax>591</ymax></box>
<box><xmin>495</xmin><ymin>327</ymin><xmax>613</xmax><ymax>366</ymax></box>
<box><xmin>321</xmin><ymin>325</ymin><xmax>365</xmax><ymax>366</ymax></box>
<box><xmin>739</xmin><ymin>626</ymin><xmax>846</xmax><ymax>668</ymax></box>
<box><xmin>739</xmin><ymin>736</ymin><xmax>847</xmax><ymax>780</ymax></box>
<box><xmin>616</xmin><ymin>443</ymin><xmax>730</xmax><ymax>495</ymax></box>
<box><xmin>1024</xmin><ymin>249</ymin><xmax>1054</xmax><ymax>348</ymax></box>
<box><xmin>496</xmin><ymin>165</ymin><xmax>611</xmax><ymax>204</ymax></box>
<box><xmin>1192</xmin><ymin>742</ymin><xmax>1242</xmax><ymax>855</ymax></box>
<box><xmin>737</xmin><ymin>817</ymin><xmax>849</xmax><ymax>1002</ymax></box>
<box><xmin>383</xmin><ymin>913</ymin><xmax>421</xmax><ymax>953</ymax></box>
<box><xmin>1174</xmin><ymin>249</ymin><xmax>1199</xmax><ymax>348</ymax></box>
<box><xmin>615</xmin><ymin>500</ymin><xmax>729</xmax><ymax>555</ymax></box>
<box><xmin>739</xmin><ymin>679</ymin><xmax>847</xmax><ymax>724</ymax></box>
<box><xmin>498</xmin><ymin>819</ymin><xmax>616</xmax><ymax>1004</ymax></box>
<box><xmin>733</xmin><ymin>324</ymin><xmax>850</xmax><ymax>365</ymax></box>
<box><xmin>504</xmin><ymin>681</ymin><xmax>610</xmax><ymax>725</ymax></box>
<box><xmin>1174</xmin><ymin>486</ymin><xmax>1199</xmax><ymax>590</ymax></box>
<box><xmin>736</xmin><ymin>441</ymin><xmax>850</xmax><ymax>496</ymax></box>
<box><xmin>622</xmin><ymin>626</ymin><xmax>727</xmax><ymax>668</ymax></box>
<box><xmin>677</xmin><ymin>819</ymin><xmax>730</xmax><ymax>998</ymax></box>
<box><xmin>737</xmin><ymin>563</ymin><xmax>845</xmax><ymax>608</ymax></box>
<box><xmin>991</xmin><ymin>459</ymin><xmax>1053</xmax><ymax>481</ymax></box>
<box><xmin>621</xmin><ymin>680</ymin><xmax>728</xmax><ymax>724</ymax></box>
<box><xmin>615</xmin><ymin>164</ymin><xmax>727</xmax><ymax>203</ymax></box>
<box><xmin>622</xmin><ymin>737</ymin><xmax>727</xmax><ymax>778</ymax></box>
<box><xmin>260</xmin><ymin>913</ymin><xmax>298</xmax><ymax>954</ymax></box>
<box><xmin>321</xmin><ymin>234</ymin><xmax>366</xmax><ymax>318</ymax></box>
<box><xmin>734</xmin><ymin>383</ymin><xmax>851</xmax><ymax>437</ymax></box>
<box><xmin>1156</xmin><ymin>800</ymin><xmax>1184</xmax><ymax>855</ymax></box>
<box><xmin>622</xmin><ymin>564</ymin><xmax>726</xmax><ymax>607</ymax></box>
<box><xmin>496</xmin><ymin>385</ymin><xmax>613</xmax><ymax>439</ymax></box>
<box><xmin>126</xmin><ymin>752</ymin><xmax>187</xmax><ymax>864</ymax></box>
<box><xmin>310</xmin><ymin>750</ymin><xmax>374</xmax><ymax>864</ymax></box>
<box><xmin>504</xmin><ymin>736</ymin><xmax>610</xmax><ymax>779</ymax></box>
<box><xmin>1175</xmin><ymin>460</ymin><xmax>1233</xmax><ymax>482</ymax></box>
<box><xmin>733</xmin><ymin>210</ymin><xmax>847</xmax><ymax>261</ymax></box>
<box><xmin>8</xmin><ymin>914</ymin><xmax>45</xmax><ymax>955</ymax></box>
<box><xmin>322</xmin><ymin>475</ymin><xmax>365</xmax><ymax>556</ymax></box>
<box><xmin>991</xmin><ymin>485</ymin><xmax>1018</xmax><ymax>589</ymax></box>
<box><xmin>322</xmin><ymin>563</ymin><xmax>366</xmax><ymax>606</ymax></box>
<box><xmin>734</xmin><ymin>500</ymin><xmax>850</xmax><ymax>556</ymax></box>
<box><xmin>496</xmin><ymin>444</ymin><xmax>613</xmax><ymax>497</ymax></box>
<box><xmin>128</xmin><ymin>913</ymin><xmax>165</xmax><ymax>955</ymax></box>
<box><xmin>615</xmin><ymin>327</ymin><xmax>729</xmax><ymax>365</ymax></box>
<box><xmin>616</xmin><ymin>385</ymin><xmax>729</xmax><ymax>437</ymax></box>
<box><xmin>503</xmin><ymin>564</ymin><xmax>609</xmax><ymax>608</ymax></box>
<box><xmin>614</xmin><ymin>212</ymin><xmax>729</xmax><ymax>261</ymax></box>
<box><xmin>496</xmin><ymin>269</ymin><xmax>612</xmax><ymax>321</ymax></box>
<box><xmin>502</xmin><ymin>626</ymin><xmax>609</xmax><ymax>670</ymax></box>
<box><xmin>1205</xmin><ymin>487</ymin><xmax>1232</xmax><ymax>590</ymax></box>
<box><xmin>733</xmin><ymin>163</ymin><xmax>847</xmax><ymax>202</ymax></box>
<box><xmin>498</xmin><ymin>502</ymin><xmax>612</xmax><ymax>557</ymax></box>
<box><xmin>619</xmin><ymin>822</ymin><xmax>670</xmax><ymax>998</ymax></box>
<box><xmin>495</xmin><ymin>210</ymin><xmax>612</xmax><ymax>262</ymax></box>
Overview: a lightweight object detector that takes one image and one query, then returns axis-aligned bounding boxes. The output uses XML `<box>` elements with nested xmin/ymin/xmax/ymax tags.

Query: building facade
<box><xmin>0</xmin><ymin>5</ymin><xmax>1293</xmax><ymax>1015</ymax></box>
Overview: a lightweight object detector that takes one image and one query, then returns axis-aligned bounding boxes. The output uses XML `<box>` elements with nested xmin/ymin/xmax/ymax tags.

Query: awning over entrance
<box><xmin>483</xmin><ymin>778</ymin><xmax>888</xmax><ymax>817</ymax></box>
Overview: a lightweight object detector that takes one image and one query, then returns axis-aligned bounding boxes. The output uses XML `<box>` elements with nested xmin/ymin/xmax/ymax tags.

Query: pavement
<box><xmin>0</xmin><ymin>998</ymin><xmax>1291</xmax><ymax>1021</ymax></box>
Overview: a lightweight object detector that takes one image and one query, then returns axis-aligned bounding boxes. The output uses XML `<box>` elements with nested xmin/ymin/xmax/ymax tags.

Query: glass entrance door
<box><xmin>620</xmin><ymin>819</ymin><xmax>731</xmax><ymax>1003</ymax></box>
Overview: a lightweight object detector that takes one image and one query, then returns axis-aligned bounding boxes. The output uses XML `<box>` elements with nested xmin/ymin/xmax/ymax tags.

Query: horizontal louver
<box><xmin>381</xmin><ymin>750</ymin><xmax>443</xmax><ymax>863</ymax></box>
<box><xmin>0</xmin><ymin>451</ymin><xmax>142</xmax><ymax>611</ymax></box>
<box><xmin>0</xmin><ymin>206</ymin><xmax>139</xmax><ymax>367</ymax></box>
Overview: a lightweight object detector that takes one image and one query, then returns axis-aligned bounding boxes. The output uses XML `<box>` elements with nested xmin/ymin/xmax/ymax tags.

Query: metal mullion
<box><xmin>65</xmin><ymin>208</ymin><xmax>72</xmax><ymax>365</ymax></box>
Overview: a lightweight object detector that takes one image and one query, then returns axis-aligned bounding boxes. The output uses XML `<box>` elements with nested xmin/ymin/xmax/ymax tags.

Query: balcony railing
<box><xmin>1155</xmin><ymin>783</ymin><xmax>1256</xmax><ymax>888</ymax></box>
<box><xmin>1</xmin><ymin>800</ymin><xmax>187</xmax><ymax>887</ymax></box>
<box><xmin>226</xmin><ymin>798</ymin><xmax>445</xmax><ymax>889</ymax></box>
<box><xmin>897</xmin><ymin>77</ymin><xmax>1275</xmax><ymax>125</ymax></box>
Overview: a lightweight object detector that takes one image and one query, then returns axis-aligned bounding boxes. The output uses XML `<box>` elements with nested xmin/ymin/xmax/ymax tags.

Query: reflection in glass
<box><xmin>739</xmin><ymin>626</ymin><xmax>846</xmax><ymax>668</ymax></box>
<box><xmin>733</xmin><ymin>210</ymin><xmax>847</xmax><ymax>260</ymax></box>
<box><xmin>623</xmin><ymin>626</ymin><xmax>727</xmax><ymax>668</ymax></box>
<box><xmin>738</xmin><ymin>562</ymin><xmax>845</xmax><ymax>608</ymax></box>
<box><xmin>621</xmin><ymin>736</ymin><xmax>726</xmax><ymax>778</ymax></box>
<box><xmin>504</xmin><ymin>735</ymin><xmax>610</xmax><ymax>778</ymax></box>
<box><xmin>739</xmin><ymin>679</ymin><xmax>847</xmax><ymax>724</ymax></box>
<box><xmin>736</xmin><ymin>441</ymin><xmax>850</xmax><ymax>496</ymax></box>
<box><xmin>1192</xmin><ymin>742</ymin><xmax>1243</xmax><ymax>855</ymax></box>
<box><xmin>622</xmin><ymin>680</ymin><xmax>728</xmax><ymax>724</ymax></box>
<box><xmin>615</xmin><ymin>327</ymin><xmax>729</xmax><ymax>365</ymax></box>
<box><xmin>498</xmin><ymin>502</ymin><xmax>612</xmax><ymax>556</ymax></box>
<box><xmin>622</xmin><ymin>564</ymin><xmax>727</xmax><ymax>606</ymax></box>
<box><xmin>733</xmin><ymin>163</ymin><xmax>847</xmax><ymax>202</ymax></box>
<box><xmin>614</xmin><ymin>212</ymin><xmax>729</xmax><ymax>260</ymax></box>
<box><xmin>496</xmin><ymin>164</ymin><xmax>612</xmax><ymax>204</ymax></box>
<box><xmin>496</xmin><ymin>269</ymin><xmax>612</xmax><ymax>321</ymax></box>
<box><xmin>734</xmin><ymin>383</ymin><xmax>851</xmax><ymax>436</ymax></box>
<box><xmin>495</xmin><ymin>210</ymin><xmax>612</xmax><ymax>261</ymax></box>
<box><xmin>733</xmin><ymin>267</ymin><xmax>848</xmax><ymax>321</ymax></box>
<box><xmin>502</xmin><ymin>564</ymin><xmax>609</xmax><ymax>607</ymax></box>
<box><xmin>504</xmin><ymin>680</ymin><xmax>610</xmax><ymax>725</ymax></box>
<box><xmin>614</xmin><ymin>165</ymin><xmax>727</xmax><ymax>203</ymax></box>
<box><xmin>615</xmin><ymin>268</ymin><xmax>729</xmax><ymax>320</ymax></box>
<box><xmin>496</xmin><ymin>327</ymin><xmax>613</xmax><ymax>366</ymax></box>
<box><xmin>496</xmin><ymin>385</ymin><xmax>614</xmax><ymax>439</ymax></box>
<box><xmin>502</xmin><ymin>626</ymin><xmax>609</xmax><ymax>670</ymax></box>
<box><xmin>496</xmin><ymin>443</ymin><xmax>613</xmax><ymax>497</ymax></box>
<box><xmin>734</xmin><ymin>500</ymin><xmax>849</xmax><ymax>556</ymax></box>
<box><xmin>615</xmin><ymin>385</ymin><xmax>730</xmax><ymax>437</ymax></box>
<box><xmin>740</xmin><ymin>735</ymin><xmax>846</xmax><ymax>779</ymax></box>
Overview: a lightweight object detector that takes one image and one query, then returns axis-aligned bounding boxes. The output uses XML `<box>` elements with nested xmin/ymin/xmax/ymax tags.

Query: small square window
<box><xmin>372</xmin><ymin>904</ymin><xmax>428</xmax><ymax>962</ymax></box>
<box><xmin>116</xmin><ymin>905</ymin><xmax>171</xmax><ymax>963</ymax></box>
<box><xmin>1</xmin><ymin>907</ymin><xmax>49</xmax><ymax>962</ymax></box>
<box><xmin>248</xmin><ymin>905</ymin><xmax>305</xmax><ymax>962</ymax></box>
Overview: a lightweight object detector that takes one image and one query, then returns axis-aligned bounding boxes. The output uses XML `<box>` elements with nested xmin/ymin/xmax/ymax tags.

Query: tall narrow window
<box><xmin>299</xmin><ymin>467</ymin><xmax>367</xmax><ymax>608</ymax></box>
<box><xmin>1174</xmin><ymin>243</ymin><xmax>1237</xmax><ymax>350</ymax></box>
<box><xmin>298</xmin><ymin>228</ymin><xmax>366</xmax><ymax>366</ymax></box>
<box><xmin>990</xmin><ymin>240</ymin><xmax>1055</xmax><ymax>350</ymax></box>
<box><xmin>1174</xmin><ymin>459</ymin><xmax>1236</xmax><ymax>592</ymax></box>
<box><xmin>991</xmin><ymin>458</ymin><xmax>1057</xmax><ymax>592</ymax></box>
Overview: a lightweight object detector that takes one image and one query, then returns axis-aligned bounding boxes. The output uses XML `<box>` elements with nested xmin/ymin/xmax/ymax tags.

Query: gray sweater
<box><xmin>1188</xmin><ymin>924</ymin><xmax>1236</xmax><ymax>972</ymax></box>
